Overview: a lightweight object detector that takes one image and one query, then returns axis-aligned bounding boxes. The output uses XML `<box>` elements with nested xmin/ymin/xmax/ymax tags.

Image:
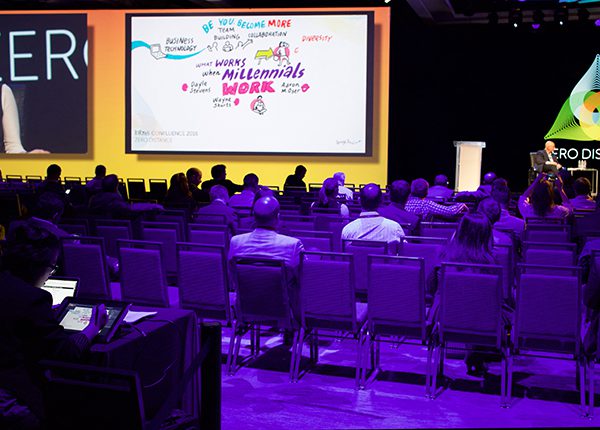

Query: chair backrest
<box><xmin>300</xmin><ymin>251</ymin><xmax>358</xmax><ymax>331</ymax></box>
<box><xmin>367</xmin><ymin>255</ymin><xmax>427</xmax><ymax>340</ymax></box>
<box><xmin>493</xmin><ymin>243</ymin><xmax>515</xmax><ymax>301</ymax></box>
<box><xmin>188</xmin><ymin>223</ymin><xmax>230</xmax><ymax>248</ymax></box>
<box><xmin>279</xmin><ymin>214</ymin><xmax>316</xmax><ymax>233</ymax></box>
<box><xmin>118</xmin><ymin>239</ymin><xmax>169</xmax><ymax>307</ymax></box>
<box><xmin>342</xmin><ymin>239</ymin><xmax>389</xmax><ymax>295</ymax></box>
<box><xmin>127</xmin><ymin>178</ymin><xmax>146</xmax><ymax>200</ymax></box>
<box><xmin>522</xmin><ymin>241</ymin><xmax>576</xmax><ymax>271</ymax></box>
<box><xmin>286</xmin><ymin>229</ymin><xmax>334</xmax><ymax>252</ymax></box>
<box><xmin>515</xmin><ymin>264</ymin><xmax>581</xmax><ymax>354</ymax></box>
<box><xmin>41</xmin><ymin>360</ymin><xmax>145</xmax><ymax>430</ymax></box>
<box><xmin>148</xmin><ymin>179</ymin><xmax>168</xmax><ymax>202</ymax></box>
<box><xmin>117</xmin><ymin>180</ymin><xmax>129</xmax><ymax>201</ymax></box>
<box><xmin>525</xmin><ymin>216</ymin><xmax>566</xmax><ymax>225</ymax></box>
<box><xmin>141</xmin><ymin>221</ymin><xmax>181</xmax><ymax>275</ymax></box>
<box><xmin>58</xmin><ymin>218</ymin><xmax>90</xmax><ymax>237</ymax></box>
<box><xmin>94</xmin><ymin>219</ymin><xmax>132</xmax><ymax>258</ymax></box>
<box><xmin>397</xmin><ymin>236</ymin><xmax>447</xmax><ymax>289</ymax></box>
<box><xmin>5</xmin><ymin>174</ymin><xmax>23</xmax><ymax>183</ymax></box>
<box><xmin>419</xmin><ymin>222</ymin><xmax>459</xmax><ymax>239</ymax></box>
<box><xmin>438</xmin><ymin>263</ymin><xmax>504</xmax><ymax>348</ymax></box>
<box><xmin>64</xmin><ymin>177</ymin><xmax>82</xmax><ymax>188</ymax></box>
<box><xmin>153</xmin><ymin>210</ymin><xmax>187</xmax><ymax>239</ymax></box>
<box><xmin>192</xmin><ymin>212</ymin><xmax>227</xmax><ymax>225</ymax></box>
<box><xmin>61</xmin><ymin>236</ymin><xmax>111</xmax><ymax>300</ymax></box>
<box><xmin>231</xmin><ymin>257</ymin><xmax>293</xmax><ymax>328</ymax></box>
<box><xmin>313</xmin><ymin>214</ymin><xmax>347</xmax><ymax>251</ymax></box>
<box><xmin>524</xmin><ymin>224</ymin><xmax>571</xmax><ymax>243</ymax></box>
<box><xmin>177</xmin><ymin>243</ymin><xmax>230</xmax><ymax>323</ymax></box>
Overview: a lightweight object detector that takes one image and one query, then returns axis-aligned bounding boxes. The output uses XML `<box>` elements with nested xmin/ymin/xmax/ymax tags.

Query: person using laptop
<box><xmin>0</xmin><ymin>219</ymin><xmax>107</xmax><ymax>429</ymax></box>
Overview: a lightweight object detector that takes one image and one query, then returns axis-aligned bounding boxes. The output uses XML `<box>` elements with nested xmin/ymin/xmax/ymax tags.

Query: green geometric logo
<box><xmin>545</xmin><ymin>54</ymin><xmax>600</xmax><ymax>141</ymax></box>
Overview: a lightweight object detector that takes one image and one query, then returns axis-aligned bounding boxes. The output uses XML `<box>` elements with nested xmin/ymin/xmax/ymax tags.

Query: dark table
<box><xmin>90</xmin><ymin>307</ymin><xmax>200</xmax><ymax>421</ymax></box>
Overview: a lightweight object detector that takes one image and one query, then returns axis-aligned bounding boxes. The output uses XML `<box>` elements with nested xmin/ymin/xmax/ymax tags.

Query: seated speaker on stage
<box><xmin>533</xmin><ymin>140</ymin><xmax>562</xmax><ymax>177</ymax></box>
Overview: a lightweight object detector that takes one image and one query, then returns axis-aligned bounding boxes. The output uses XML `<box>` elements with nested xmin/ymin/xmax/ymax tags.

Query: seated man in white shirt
<box><xmin>228</xmin><ymin>196</ymin><xmax>305</xmax><ymax>322</ymax></box>
<box><xmin>341</xmin><ymin>183</ymin><xmax>404</xmax><ymax>244</ymax></box>
<box><xmin>333</xmin><ymin>171</ymin><xmax>354</xmax><ymax>201</ymax></box>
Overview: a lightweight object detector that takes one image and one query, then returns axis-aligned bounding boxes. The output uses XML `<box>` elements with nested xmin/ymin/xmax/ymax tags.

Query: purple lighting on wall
<box><xmin>595</xmin><ymin>18</ymin><xmax>600</xmax><ymax>26</ymax></box>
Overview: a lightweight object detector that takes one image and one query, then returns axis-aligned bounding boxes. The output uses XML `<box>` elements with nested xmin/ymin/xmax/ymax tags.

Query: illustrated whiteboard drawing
<box><xmin>454</xmin><ymin>141</ymin><xmax>486</xmax><ymax>192</ymax></box>
<box><xmin>126</xmin><ymin>12</ymin><xmax>374</xmax><ymax>155</ymax></box>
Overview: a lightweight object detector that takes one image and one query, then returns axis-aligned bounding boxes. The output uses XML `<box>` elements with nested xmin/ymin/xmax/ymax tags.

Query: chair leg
<box><xmin>426</xmin><ymin>342</ymin><xmax>434</xmax><ymax>398</ymax></box>
<box><xmin>500</xmin><ymin>347</ymin><xmax>508</xmax><ymax>408</ymax></box>
<box><xmin>506</xmin><ymin>352</ymin><xmax>513</xmax><ymax>407</ymax></box>
<box><xmin>226</xmin><ymin>321</ymin><xmax>239</xmax><ymax>375</ymax></box>
<box><xmin>589</xmin><ymin>360</ymin><xmax>595</xmax><ymax>418</ymax></box>
<box><xmin>310</xmin><ymin>330</ymin><xmax>319</xmax><ymax>364</ymax></box>
<box><xmin>229</xmin><ymin>325</ymin><xmax>245</xmax><ymax>375</ymax></box>
<box><xmin>431</xmin><ymin>343</ymin><xmax>443</xmax><ymax>398</ymax></box>
<box><xmin>289</xmin><ymin>329</ymin><xmax>300</xmax><ymax>382</ymax></box>
<box><xmin>293</xmin><ymin>327</ymin><xmax>305</xmax><ymax>382</ymax></box>
<box><xmin>578</xmin><ymin>357</ymin><xmax>586</xmax><ymax>416</ymax></box>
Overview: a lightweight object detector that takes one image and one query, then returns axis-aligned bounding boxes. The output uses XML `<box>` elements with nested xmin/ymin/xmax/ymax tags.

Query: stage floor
<box><xmin>220</xmin><ymin>328</ymin><xmax>598</xmax><ymax>429</ymax></box>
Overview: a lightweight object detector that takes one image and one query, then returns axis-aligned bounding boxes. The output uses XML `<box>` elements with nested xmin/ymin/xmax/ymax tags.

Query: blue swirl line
<box><xmin>131</xmin><ymin>40</ymin><xmax>205</xmax><ymax>60</ymax></box>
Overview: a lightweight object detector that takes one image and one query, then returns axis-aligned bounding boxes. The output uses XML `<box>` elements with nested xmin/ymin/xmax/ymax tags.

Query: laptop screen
<box><xmin>41</xmin><ymin>277</ymin><xmax>78</xmax><ymax>307</ymax></box>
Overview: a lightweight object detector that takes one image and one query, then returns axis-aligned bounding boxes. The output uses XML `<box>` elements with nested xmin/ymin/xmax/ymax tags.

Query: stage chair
<box><xmin>510</xmin><ymin>264</ymin><xmax>585</xmax><ymax>412</ymax></box>
<box><xmin>227</xmin><ymin>257</ymin><xmax>298</xmax><ymax>376</ymax></box>
<box><xmin>177</xmin><ymin>243</ymin><xmax>232</xmax><ymax>324</ymax></box>
<box><xmin>117</xmin><ymin>239</ymin><xmax>169</xmax><ymax>307</ymax></box>
<box><xmin>61</xmin><ymin>236</ymin><xmax>111</xmax><ymax>300</ymax></box>
<box><xmin>427</xmin><ymin>263</ymin><xmax>508</xmax><ymax>406</ymax></box>
<box><xmin>362</xmin><ymin>255</ymin><xmax>428</xmax><ymax>388</ymax></box>
<box><xmin>294</xmin><ymin>251</ymin><xmax>367</xmax><ymax>387</ymax></box>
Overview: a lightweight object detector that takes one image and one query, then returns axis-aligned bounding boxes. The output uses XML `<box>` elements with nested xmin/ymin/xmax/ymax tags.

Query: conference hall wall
<box><xmin>0</xmin><ymin>7</ymin><xmax>390</xmax><ymax>188</ymax></box>
<box><xmin>389</xmin><ymin>11</ymin><xmax>600</xmax><ymax>192</ymax></box>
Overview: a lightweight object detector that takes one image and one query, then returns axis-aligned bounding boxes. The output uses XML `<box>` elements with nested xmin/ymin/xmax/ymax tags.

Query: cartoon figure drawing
<box><xmin>237</xmin><ymin>39</ymin><xmax>253</xmax><ymax>50</ymax></box>
<box><xmin>207</xmin><ymin>42</ymin><xmax>218</xmax><ymax>52</ymax></box>
<box><xmin>254</xmin><ymin>48</ymin><xmax>274</xmax><ymax>64</ymax></box>
<box><xmin>273</xmin><ymin>41</ymin><xmax>290</xmax><ymax>66</ymax></box>
<box><xmin>222</xmin><ymin>41</ymin><xmax>234</xmax><ymax>52</ymax></box>
<box><xmin>251</xmin><ymin>96</ymin><xmax>267</xmax><ymax>115</ymax></box>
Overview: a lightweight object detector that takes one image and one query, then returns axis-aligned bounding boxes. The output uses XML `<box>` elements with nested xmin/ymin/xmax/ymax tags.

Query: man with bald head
<box><xmin>228</xmin><ymin>197</ymin><xmax>305</xmax><ymax>325</ymax></box>
<box><xmin>534</xmin><ymin>140</ymin><xmax>562</xmax><ymax>176</ymax></box>
<box><xmin>341</xmin><ymin>183</ymin><xmax>404</xmax><ymax>244</ymax></box>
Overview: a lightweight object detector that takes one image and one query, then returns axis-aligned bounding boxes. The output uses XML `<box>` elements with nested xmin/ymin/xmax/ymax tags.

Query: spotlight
<box><xmin>555</xmin><ymin>6</ymin><xmax>568</xmax><ymax>26</ymax></box>
<box><xmin>596</xmin><ymin>19</ymin><xmax>600</xmax><ymax>27</ymax></box>
<box><xmin>509</xmin><ymin>8</ymin><xmax>523</xmax><ymax>28</ymax></box>
<box><xmin>532</xmin><ymin>9</ymin><xmax>544</xmax><ymax>30</ymax></box>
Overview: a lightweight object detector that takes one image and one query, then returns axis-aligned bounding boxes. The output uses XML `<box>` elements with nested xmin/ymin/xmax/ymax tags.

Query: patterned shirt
<box><xmin>404</xmin><ymin>197</ymin><xmax>467</xmax><ymax>219</ymax></box>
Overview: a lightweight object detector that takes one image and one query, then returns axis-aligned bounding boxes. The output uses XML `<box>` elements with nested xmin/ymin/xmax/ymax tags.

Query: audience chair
<box><xmin>420</xmin><ymin>222</ymin><xmax>459</xmax><ymax>240</ymax></box>
<box><xmin>5</xmin><ymin>174</ymin><xmax>23</xmax><ymax>184</ymax></box>
<box><xmin>191</xmin><ymin>213</ymin><xmax>227</xmax><ymax>225</ymax></box>
<box><xmin>493</xmin><ymin>243</ymin><xmax>516</xmax><ymax>303</ymax></box>
<box><xmin>64</xmin><ymin>177</ymin><xmax>82</xmax><ymax>189</ymax></box>
<box><xmin>342</xmin><ymin>239</ymin><xmax>389</xmax><ymax>298</ymax></box>
<box><xmin>522</xmin><ymin>241</ymin><xmax>576</xmax><ymax>272</ymax></box>
<box><xmin>61</xmin><ymin>236</ymin><xmax>111</xmax><ymax>300</ymax></box>
<box><xmin>362</xmin><ymin>255</ymin><xmax>428</xmax><ymax>388</ymax></box>
<box><xmin>188</xmin><ymin>223</ymin><xmax>230</xmax><ymax>248</ymax></box>
<box><xmin>117</xmin><ymin>239</ymin><xmax>169</xmax><ymax>307</ymax></box>
<box><xmin>427</xmin><ymin>263</ymin><xmax>508</xmax><ymax>406</ymax></box>
<box><xmin>279</xmin><ymin>214</ymin><xmax>316</xmax><ymax>233</ymax></box>
<box><xmin>117</xmin><ymin>179</ymin><xmax>129</xmax><ymax>201</ymax></box>
<box><xmin>58</xmin><ymin>218</ymin><xmax>90</xmax><ymax>237</ymax></box>
<box><xmin>94</xmin><ymin>219</ymin><xmax>133</xmax><ymax>258</ymax></box>
<box><xmin>586</xmin><ymin>250</ymin><xmax>600</xmax><ymax>417</ymax></box>
<box><xmin>127</xmin><ymin>178</ymin><xmax>147</xmax><ymax>200</ymax></box>
<box><xmin>177</xmin><ymin>243</ymin><xmax>232</xmax><ymax>324</ymax></box>
<box><xmin>286</xmin><ymin>229</ymin><xmax>334</xmax><ymax>253</ymax></box>
<box><xmin>141</xmin><ymin>221</ymin><xmax>182</xmax><ymax>278</ymax></box>
<box><xmin>25</xmin><ymin>175</ymin><xmax>43</xmax><ymax>186</ymax></box>
<box><xmin>41</xmin><ymin>360</ymin><xmax>145</xmax><ymax>430</ymax></box>
<box><xmin>294</xmin><ymin>251</ymin><xmax>367</xmax><ymax>387</ymax></box>
<box><xmin>153</xmin><ymin>209</ymin><xmax>188</xmax><ymax>239</ymax></box>
<box><xmin>511</xmin><ymin>264</ymin><xmax>585</xmax><ymax>412</ymax></box>
<box><xmin>524</xmin><ymin>216</ymin><xmax>567</xmax><ymax>225</ymax></box>
<box><xmin>314</xmin><ymin>214</ymin><xmax>347</xmax><ymax>251</ymax></box>
<box><xmin>227</xmin><ymin>257</ymin><xmax>298</xmax><ymax>377</ymax></box>
<box><xmin>148</xmin><ymin>178</ymin><xmax>168</xmax><ymax>202</ymax></box>
<box><xmin>524</xmin><ymin>223</ymin><xmax>571</xmax><ymax>243</ymax></box>
<box><xmin>397</xmin><ymin>236</ymin><xmax>448</xmax><ymax>297</ymax></box>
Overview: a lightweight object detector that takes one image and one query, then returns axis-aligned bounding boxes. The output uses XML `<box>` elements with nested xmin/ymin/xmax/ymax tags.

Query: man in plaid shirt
<box><xmin>405</xmin><ymin>178</ymin><xmax>468</xmax><ymax>220</ymax></box>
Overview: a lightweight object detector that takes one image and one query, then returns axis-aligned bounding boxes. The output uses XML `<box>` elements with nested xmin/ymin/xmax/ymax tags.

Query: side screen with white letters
<box><xmin>0</xmin><ymin>14</ymin><xmax>87</xmax><ymax>154</ymax></box>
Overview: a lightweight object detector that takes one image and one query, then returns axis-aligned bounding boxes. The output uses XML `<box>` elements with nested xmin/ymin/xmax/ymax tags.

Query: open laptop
<box><xmin>42</xmin><ymin>276</ymin><xmax>79</xmax><ymax>308</ymax></box>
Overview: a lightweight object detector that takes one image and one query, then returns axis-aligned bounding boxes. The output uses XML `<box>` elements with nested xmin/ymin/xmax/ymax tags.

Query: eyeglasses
<box><xmin>46</xmin><ymin>264</ymin><xmax>59</xmax><ymax>276</ymax></box>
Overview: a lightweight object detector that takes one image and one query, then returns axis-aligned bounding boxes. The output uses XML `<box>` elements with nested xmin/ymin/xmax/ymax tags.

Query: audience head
<box><xmin>242</xmin><ymin>173</ymin><xmax>259</xmax><ymax>192</ymax></box>
<box><xmin>574</xmin><ymin>177</ymin><xmax>592</xmax><ymax>197</ymax></box>
<box><xmin>294</xmin><ymin>165</ymin><xmax>307</xmax><ymax>179</ymax></box>
<box><xmin>34</xmin><ymin>193</ymin><xmax>65</xmax><ymax>223</ymax></box>
<box><xmin>483</xmin><ymin>172</ymin><xmax>497</xmax><ymax>185</ymax></box>
<box><xmin>360</xmin><ymin>183</ymin><xmax>382</xmax><ymax>211</ymax></box>
<box><xmin>2</xmin><ymin>219</ymin><xmax>60</xmax><ymax>288</ymax></box>
<box><xmin>186</xmin><ymin>167</ymin><xmax>202</xmax><ymax>187</ymax></box>
<box><xmin>388</xmin><ymin>180</ymin><xmax>411</xmax><ymax>205</ymax></box>
<box><xmin>444</xmin><ymin>213</ymin><xmax>494</xmax><ymax>264</ymax></box>
<box><xmin>46</xmin><ymin>164</ymin><xmax>62</xmax><ymax>181</ymax></box>
<box><xmin>491</xmin><ymin>179</ymin><xmax>511</xmax><ymax>207</ymax></box>
<box><xmin>530</xmin><ymin>180</ymin><xmax>555</xmax><ymax>216</ymax></box>
<box><xmin>545</xmin><ymin>140</ymin><xmax>556</xmax><ymax>153</ymax></box>
<box><xmin>209</xmin><ymin>184</ymin><xmax>229</xmax><ymax>203</ymax></box>
<box><xmin>101</xmin><ymin>174</ymin><xmax>119</xmax><ymax>193</ymax></box>
<box><xmin>333</xmin><ymin>172</ymin><xmax>346</xmax><ymax>186</ymax></box>
<box><xmin>410</xmin><ymin>178</ymin><xmax>429</xmax><ymax>199</ymax></box>
<box><xmin>253</xmin><ymin>196</ymin><xmax>280</xmax><ymax>229</ymax></box>
<box><xmin>94</xmin><ymin>165</ymin><xmax>106</xmax><ymax>178</ymax></box>
<box><xmin>169</xmin><ymin>172</ymin><xmax>190</xmax><ymax>196</ymax></box>
<box><xmin>318</xmin><ymin>177</ymin><xmax>339</xmax><ymax>206</ymax></box>
<box><xmin>477</xmin><ymin>197</ymin><xmax>501</xmax><ymax>225</ymax></box>
<box><xmin>211</xmin><ymin>164</ymin><xmax>226</xmax><ymax>180</ymax></box>
<box><xmin>434</xmin><ymin>174</ymin><xmax>449</xmax><ymax>187</ymax></box>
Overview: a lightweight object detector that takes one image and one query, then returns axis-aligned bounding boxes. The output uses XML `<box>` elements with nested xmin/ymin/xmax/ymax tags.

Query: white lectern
<box><xmin>454</xmin><ymin>141</ymin><xmax>486</xmax><ymax>192</ymax></box>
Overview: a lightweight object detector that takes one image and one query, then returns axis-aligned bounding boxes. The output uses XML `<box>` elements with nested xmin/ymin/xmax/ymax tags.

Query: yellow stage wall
<box><xmin>0</xmin><ymin>8</ymin><xmax>390</xmax><ymax>188</ymax></box>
